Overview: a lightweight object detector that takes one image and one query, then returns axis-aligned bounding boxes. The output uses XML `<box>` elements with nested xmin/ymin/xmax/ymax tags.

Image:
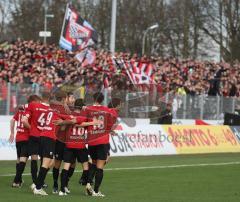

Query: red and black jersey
<box><xmin>65</xmin><ymin>111</ymin><xmax>87</xmax><ymax>149</ymax></box>
<box><xmin>106</xmin><ymin>108</ymin><xmax>118</xmax><ymax>132</ymax></box>
<box><xmin>13</xmin><ymin>104</ymin><xmax>30</xmax><ymax>142</ymax></box>
<box><xmin>24</xmin><ymin>102</ymin><xmax>51</xmax><ymax>137</ymax></box>
<box><xmin>50</xmin><ymin>102</ymin><xmax>71</xmax><ymax>142</ymax></box>
<box><xmin>82</xmin><ymin>105</ymin><xmax>118</xmax><ymax>146</ymax></box>
<box><xmin>40</xmin><ymin>109</ymin><xmax>70</xmax><ymax>140</ymax></box>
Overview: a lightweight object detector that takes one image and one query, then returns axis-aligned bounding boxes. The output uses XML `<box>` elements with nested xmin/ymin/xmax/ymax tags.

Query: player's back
<box><xmin>50</xmin><ymin>101</ymin><xmax>71</xmax><ymax>142</ymax></box>
<box><xmin>84</xmin><ymin>105</ymin><xmax>114</xmax><ymax>146</ymax></box>
<box><xmin>65</xmin><ymin>111</ymin><xmax>87</xmax><ymax>148</ymax></box>
<box><xmin>40</xmin><ymin>105</ymin><xmax>62</xmax><ymax>140</ymax></box>
<box><xmin>25</xmin><ymin>102</ymin><xmax>51</xmax><ymax>137</ymax></box>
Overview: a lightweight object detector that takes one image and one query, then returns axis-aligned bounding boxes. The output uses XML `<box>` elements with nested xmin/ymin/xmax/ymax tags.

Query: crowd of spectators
<box><xmin>0</xmin><ymin>39</ymin><xmax>240</xmax><ymax>98</ymax></box>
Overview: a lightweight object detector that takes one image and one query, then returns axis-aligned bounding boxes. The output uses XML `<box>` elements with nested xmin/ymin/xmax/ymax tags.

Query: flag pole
<box><xmin>113</xmin><ymin>57</ymin><xmax>136</xmax><ymax>88</ymax></box>
<box><xmin>59</xmin><ymin>3</ymin><xmax>69</xmax><ymax>45</ymax></box>
<box><xmin>110</xmin><ymin>0</ymin><xmax>117</xmax><ymax>53</ymax></box>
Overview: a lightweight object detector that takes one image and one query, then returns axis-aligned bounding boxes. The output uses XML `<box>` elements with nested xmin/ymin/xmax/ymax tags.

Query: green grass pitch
<box><xmin>1</xmin><ymin>153</ymin><xmax>240</xmax><ymax>202</ymax></box>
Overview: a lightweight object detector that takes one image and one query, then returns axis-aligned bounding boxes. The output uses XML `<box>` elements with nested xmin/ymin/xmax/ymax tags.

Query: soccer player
<box><xmin>65</xmin><ymin>99</ymin><xmax>85</xmax><ymax>192</ymax></box>
<box><xmin>50</xmin><ymin>91</ymin><xmax>72</xmax><ymax>194</ymax></box>
<box><xmin>78</xmin><ymin>98</ymin><xmax>121</xmax><ymax>186</ymax></box>
<box><xmin>21</xmin><ymin>94</ymin><xmax>44</xmax><ymax>189</ymax></box>
<box><xmin>57</xmin><ymin>98</ymin><xmax>99</xmax><ymax>196</ymax></box>
<box><xmin>9</xmin><ymin>95</ymin><xmax>41</xmax><ymax>188</ymax></box>
<box><xmin>23</xmin><ymin>91</ymin><xmax>71</xmax><ymax>196</ymax></box>
<box><xmin>22</xmin><ymin>92</ymin><xmax>52</xmax><ymax>194</ymax></box>
<box><xmin>63</xmin><ymin>92</ymin><xmax>77</xmax><ymax>193</ymax></box>
<box><xmin>84</xmin><ymin>92</ymin><xmax>119</xmax><ymax>197</ymax></box>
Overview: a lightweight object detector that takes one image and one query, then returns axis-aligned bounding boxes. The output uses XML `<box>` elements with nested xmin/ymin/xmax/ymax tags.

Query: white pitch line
<box><xmin>0</xmin><ymin>161</ymin><xmax>240</xmax><ymax>177</ymax></box>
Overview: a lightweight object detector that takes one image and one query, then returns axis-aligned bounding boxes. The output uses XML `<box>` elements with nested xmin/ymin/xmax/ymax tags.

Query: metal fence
<box><xmin>0</xmin><ymin>82</ymin><xmax>239</xmax><ymax>120</ymax></box>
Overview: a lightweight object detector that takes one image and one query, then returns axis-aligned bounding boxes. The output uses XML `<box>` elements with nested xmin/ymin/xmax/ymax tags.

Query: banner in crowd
<box><xmin>114</xmin><ymin>58</ymin><xmax>155</xmax><ymax>85</ymax></box>
<box><xmin>162</xmin><ymin>125</ymin><xmax>240</xmax><ymax>154</ymax></box>
<box><xmin>126</xmin><ymin>61</ymin><xmax>155</xmax><ymax>84</ymax></box>
<box><xmin>59</xmin><ymin>4</ymin><xmax>98</xmax><ymax>67</ymax></box>
<box><xmin>75</xmin><ymin>48</ymin><xmax>96</xmax><ymax>67</ymax></box>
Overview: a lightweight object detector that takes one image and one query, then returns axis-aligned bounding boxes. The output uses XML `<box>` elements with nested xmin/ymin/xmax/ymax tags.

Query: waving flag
<box><xmin>59</xmin><ymin>4</ymin><xmax>98</xmax><ymax>52</ymax></box>
<box><xmin>82</xmin><ymin>49</ymin><xmax>96</xmax><ymax>67</ymax></box>
<box><xmin>75</xmin><ymin>48</ymin><xmax>88</xmax><ymax>63</ymax></box>
<box><xmin>75</xmin><ymin>48</ymin><xmax>96</xmax><ymax>67</ymax></box>
<box><xmin>115</xmin><ymin>59</ymin><xmax>155</xmax><ymax>85</ymax></box>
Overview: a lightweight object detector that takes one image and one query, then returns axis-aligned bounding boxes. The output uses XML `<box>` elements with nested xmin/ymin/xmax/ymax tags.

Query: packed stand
<box><xmin>0</xmin><ymin>39</ymin><xmax>240</xmax><ymax>98</ymax></box>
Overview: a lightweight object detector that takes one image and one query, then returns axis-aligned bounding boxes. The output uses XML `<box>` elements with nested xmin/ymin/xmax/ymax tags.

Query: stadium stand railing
<box><xmin>0</xmin><ymin>82</ymin><xmax>239</xmax><ymax>120</ymax></box>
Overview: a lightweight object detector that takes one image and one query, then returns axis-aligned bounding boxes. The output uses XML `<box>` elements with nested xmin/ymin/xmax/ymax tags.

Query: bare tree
<box><xmin>0</xmin><ymin>1</ymin><xmax>14</xmax><ymax>41</ymax></box>
<box><xmin>3</xmin><ymin>0</ymin><xmax>238</xmax><ymax>62</ymax></box>
<box><xmin>200</xmin><ymin>0</ymin><xmax>240</xmax><ymax>62</ymax></box>
<box><xmin>8</xmin><ymin>0</ymin><xmax>45</xmax><ymax>41</ymax></box>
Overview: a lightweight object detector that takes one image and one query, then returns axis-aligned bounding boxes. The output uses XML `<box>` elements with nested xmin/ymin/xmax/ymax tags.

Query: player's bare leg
<box><xmin>49</xmin><ymin>159</ymin><xmax>55</xmax><ymax>168</ymax></box>
<box><xmin>105</xmin><ymin>155</ymin><xmax>110</xmax><ymax>164</ymax></box>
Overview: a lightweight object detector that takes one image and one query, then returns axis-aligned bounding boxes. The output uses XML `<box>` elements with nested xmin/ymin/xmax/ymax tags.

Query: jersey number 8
<box><xmin>93</xmin><ymin>115</ymin><xmax>105</xmax><ymax>130</ymax></box>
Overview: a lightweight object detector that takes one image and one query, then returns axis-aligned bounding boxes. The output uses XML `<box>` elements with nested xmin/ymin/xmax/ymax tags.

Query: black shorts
<box><xmin>16</xmin><ymin>141</ymin><xmax>29</xmax><ymax>158</ymax></box>
<box><xmin>55</xmin><ymin>140</ymin><xmax>65</xmax><ymax>161</ymax></box>
<box><xmin>63</xmin><ymin>147</ymin><xmax>88</xmax><ymax>164</ymax></box>
<box><xmin>39</xmin><ymin>136</ymin><xmax>55</xmax><ymax>159</ymax></box>
<box><xmin>28</xmin><ymin>136</ymin><xmax>40</xmax><ymax>156</ymax></box>
<box><xmin>88</xmin><ymin>144</ymin><xmax>110</xmax><ymax>161</ymax></box>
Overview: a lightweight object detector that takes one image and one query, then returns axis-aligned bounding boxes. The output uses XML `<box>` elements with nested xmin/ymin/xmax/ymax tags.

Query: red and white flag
<box><xmin>75</xmin><ymin>48</ymin><xmax>88</xmax><ymax>63</ymax></box>
<box><xmin>82</xmin><ymin>49</ymin><xmax>96</xmax><ymax>67</ymax></box>
<box><xmin>75</xmin><ymin>49</ymin><xmax>96</xmax><ymax>67</ymax></box>
<box><xmin>124</xmin><ymin>60</ymin><xmax>155</xmax><ymax>85</ymax></box>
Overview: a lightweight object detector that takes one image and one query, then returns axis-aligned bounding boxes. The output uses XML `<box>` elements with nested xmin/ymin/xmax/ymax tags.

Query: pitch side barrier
<box><xmin>110</xmin><ymin>124</ymin><xmax>240</xmax><ymax>156</ymax></box>
<box><xmin>1</xmin><ymin>116</ymin><xmax>240</xmax><ymax>160</ymax></box>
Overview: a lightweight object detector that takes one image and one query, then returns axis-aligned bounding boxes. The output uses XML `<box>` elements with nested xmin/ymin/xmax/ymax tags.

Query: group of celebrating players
<box><xmin>9</xmin><ymin>90</ymin><xmax>121</xmax><ymax>197</ymax></box>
